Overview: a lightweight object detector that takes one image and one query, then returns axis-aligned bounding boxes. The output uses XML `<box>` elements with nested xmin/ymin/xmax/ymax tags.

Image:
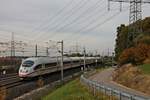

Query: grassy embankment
<box><xmin>113</xmin><ymin>64</ymin><xmax>150</xmax><ymax>95</ymax></box>
<box><xmin>43</xmin><ymin>67</ymin><xmax>113</xmax><ymax>100</ymax></box>
<box><xmin>43</xmin><ymin>79</ymin><xmax>97</xmax><ymax>100</ymax></box>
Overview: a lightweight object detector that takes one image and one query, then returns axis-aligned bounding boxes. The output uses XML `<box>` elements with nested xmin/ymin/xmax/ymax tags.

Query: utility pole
<box><xmin>58</xmin><ymin>40</ymin><xmax>64</xmax><ymax>82</ymax></box>
<box><xmin>11</xmin><ymin>32</ymin><xmax>15</xmax><ymax>57</ymax></box>
<box><xmin>45</xmin><ymin>42</ymin><xmax>49</xmax><ymax>57</ymax></box>
<box><xmin>75</xmin><ymin>42</ymin><xmax>79</xmax><ymax>54</ymax></box>
<box><xmin>95</xmin><ymin>50</ymin><xmax>98</xmax><ymax>67</ymax></box>
<box><xmin>112</xmin><ymin>52</ymin><xmax>115</xmax><ymax>67</ymax></box>
<box><xmin>35</xmin><ymin>44</ymin><xmax>37</xmax><ymax>57</ymax></box>
<box><xmin>83</xmin><ymin>47</ymin><xmax>86</xmax><ymax>71</ymax></box>
<box><xmin>46</xmin><ymin>47</ymin><xmax>49</xmax><ymax>56</ymax></box>
<box><xmin>101</xmin><ymin>51</ymin><xmax>104</xmax><ymax>65</ymax></box>
<box><xmin>107</xmin><ymin>48</ymin><xmax>109</xmax><ymax>57</ymax></box>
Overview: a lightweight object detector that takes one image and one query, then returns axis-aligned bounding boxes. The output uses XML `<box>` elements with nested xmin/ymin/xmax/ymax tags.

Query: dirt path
<box><xmin>89</xmin><ymin>68</ymin><xmax>150</xmax><ymax>99</ymax></box>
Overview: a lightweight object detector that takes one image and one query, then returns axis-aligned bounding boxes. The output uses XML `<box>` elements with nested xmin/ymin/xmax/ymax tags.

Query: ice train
<box><xmin>18</xmin><ymin>57</ymin><xmax>97</xmax><ymax>78</ymax></box>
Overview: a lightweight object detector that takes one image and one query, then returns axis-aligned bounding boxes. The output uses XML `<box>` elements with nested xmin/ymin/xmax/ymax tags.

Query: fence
<box><xmin>80</xmin><ymin>75</ymin><xmax>150</xmax><ymax>100</ymax></box>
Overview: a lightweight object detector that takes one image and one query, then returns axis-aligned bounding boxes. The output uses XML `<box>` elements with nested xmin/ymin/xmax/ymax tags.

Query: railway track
<box><xmin>0</xmin><ymin>73</ymin><xmax>22</xmax><ymax>89</ymax></box>
<box><xmin>0</xmin><ymin>64</ymin><xmax>79</xmax><ymax>90</ymax></box>
<box><xmin>0</xmin><ymin>75</ymin><xmax>18</xmax><ymax>81</ymax></box>
<box><xmin>0</xmin><ymin>78</ymin><xmax>21</xmax><ymax>88</ymax></box>
<box><xmin>0</xmin><ymin>61</ymin><xmax>99</xmax><ymax>99</ymax></box>
<box><xmin>0</xmin><ymin>73</ymin><xmax>18</xmax><ymax>79</ymax></box>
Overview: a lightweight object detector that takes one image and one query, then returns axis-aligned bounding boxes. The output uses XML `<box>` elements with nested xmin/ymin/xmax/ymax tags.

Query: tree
<box><xmin>115</xmin><ymin>17</ymin><xmax>150</xmax><ymax>60</ymax></box>
<box><xmin>115</xmin><ymin>24</ymin><xmax>128</xmax><ymax>60</ymax></box>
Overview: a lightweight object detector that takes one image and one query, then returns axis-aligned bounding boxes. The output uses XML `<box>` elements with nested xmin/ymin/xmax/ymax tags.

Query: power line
<box><xmin>0</xmin><ymin>0</ymin><xmax>75</xmax><ymax>44</ymax></box>
<box><xmin>37</xmin><ymin>0</ymin><xmax>106</xmax><ymax>42</ymax></box>
<box><xmin>108</xmin><ymin>0</ymin><xmax>150</xmax><ymax>47</ymax></box>
<box><xmin>62</xmin><ymin>10</ymin><xmax>108</xmax><ymax>41</ymax></box>
<box><xmin>65</xmin><ymin>7</ymin><xmax>129</xmax><ymax>45</ymax></box>
<box><xmin>64</xmin><ymin>12</ymin><xmax>117</xmax><ymax>46</ymax></box>
<box><xmin>54</xmin><ymin>0</ymin><xmax>105</xmax><ymax>33</ymax></box>
<box><xmin>32</xmin><ymin>0</ymin><xmax>88</xmax><ymax>41</ymax></box>
<box><xmin>62</xmin><ymin>1</ymin><xmax>106</xmax><ymax>31</ymax></box>
<box><xmin>23</xmin><ymin>0</ymin><xmax>75</xmax><ymax>39</ymax></box>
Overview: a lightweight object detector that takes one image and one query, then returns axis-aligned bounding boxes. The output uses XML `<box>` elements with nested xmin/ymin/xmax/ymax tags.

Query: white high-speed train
<box><xmin>18</xmin><ymin>57</ymin><xmax>97</xmax><ymax>78</ymax></box>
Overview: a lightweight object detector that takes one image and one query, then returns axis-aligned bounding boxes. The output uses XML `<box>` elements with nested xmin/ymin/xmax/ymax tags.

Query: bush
<box><xmin>135</xmin><ymin>34</ymin><xmax>150</xmax><ymax>45</ymax></box>
<box><xmin>134</xmin><ymin>44</ymin><xmax>150</xmax><ymax>63</ymax></box>
<box><xmin>118</xmin><ymin>47</ymin><xmax>136</xmax><ymax>65</ymax></box>
<box><xmin>118</xmin><ymin>43</ymin><xmax>150</xmax><ymax>65</ymax></box>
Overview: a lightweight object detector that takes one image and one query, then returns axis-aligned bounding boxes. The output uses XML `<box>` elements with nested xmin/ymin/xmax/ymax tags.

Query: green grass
<box><xmin>140</xmin><ymin>64</ymin><xmax>150</xmax><ymax>75</ymax></box>
<box><xmin>42</xmin><ymin>68</ymin><xmax>114</xmax><ymax>100</ymax></box>
<box><xmin>43</xmin><ymin>79</ymin><xmax>98</xmax><ymax>100</ymax></box>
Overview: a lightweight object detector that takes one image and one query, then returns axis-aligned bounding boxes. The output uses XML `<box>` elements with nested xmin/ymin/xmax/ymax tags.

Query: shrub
<box><xmin>134</xmin><ymin>43</ymin><xmax>150</xmax><ymax>64</ymax></box>
<box><xmin>118</xmin><ymin>47</ymin><xmax>136</xmax><ymax>65</ymax></box>
<box><xmin>0</xmin><ymin>87</ymin><xmax>6</xmax><ymax>100</ymax></box>
<box><xmin>118</xmin><ymin>43</ymin><xmax>150</xmax><ymax>65</ymax></box>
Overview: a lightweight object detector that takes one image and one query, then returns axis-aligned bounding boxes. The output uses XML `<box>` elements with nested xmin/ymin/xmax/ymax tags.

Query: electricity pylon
<box><xmin>108</xmin><ymin>0</ymin><xmax>150</xmax><ymax>47</ymax></box>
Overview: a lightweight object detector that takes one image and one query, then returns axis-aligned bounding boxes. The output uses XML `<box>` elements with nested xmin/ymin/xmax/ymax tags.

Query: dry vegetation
<box><xmin>113</xmin><ymin>64</ymin><xmax>150</xmax><ymax>95</ymax></box>
<box><xmin>118</xmin><ymin>43</ymin><xmax>150</xmax><ymax>65</ymax></box>
<box><xmin>0</xmin><ymin>87</ymin><xmax>6</xmax><ymax>100</ymax></box>
<box><xmin>37</xmin><ymin>78</ymin><xmax>44</xmax><ymax>88</ymax></box>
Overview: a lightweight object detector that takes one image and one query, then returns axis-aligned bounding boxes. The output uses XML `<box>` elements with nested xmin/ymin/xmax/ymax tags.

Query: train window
<box><xmin>34</xmin><ymin>64</ymin><xmax>42</xmax><ymax>70</ymax></box>
<box><xmin>22</xmin><ymin>60</ymin><xmax>34</xmax><ymax>67</ymax></box>
<box><xmin>64</xmin><ymin>61</ymin><xmax>70</xmax><ymax>64</ymax></box>
<box><xmin>45</xmin><ymin>63</ymin><xmax>57</xmax><ymax>67</ymax></box>
<box><xmin>73</xmin><ymin>60</ymin><xmax>79</xmax><ymax>63</ymax></box>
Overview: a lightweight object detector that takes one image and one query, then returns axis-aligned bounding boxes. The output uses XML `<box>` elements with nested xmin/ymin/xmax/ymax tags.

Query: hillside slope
<box><xmin>113</xmin><ymin>64</ymin><xmax>150</xmax><ymax>95</ymax></box>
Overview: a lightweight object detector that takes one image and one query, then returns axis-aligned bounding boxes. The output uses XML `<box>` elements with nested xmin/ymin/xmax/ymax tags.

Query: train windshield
<box><xmin>22</xmin><ymin>60</ymin><xmax>34</xmax><ymax>67</ymax></box>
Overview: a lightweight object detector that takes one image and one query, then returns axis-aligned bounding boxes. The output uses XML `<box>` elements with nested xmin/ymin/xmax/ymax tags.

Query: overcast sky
<box><xmin>0</xmin><ymin>0</ymin><xmax>150</xmax><ymax>55</ymax></box>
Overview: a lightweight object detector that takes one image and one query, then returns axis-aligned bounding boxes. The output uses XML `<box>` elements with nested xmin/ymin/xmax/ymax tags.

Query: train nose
<box><xmin>19</xmin><ymin>67</ymin><xmax>30</xmax><ymax>77</ymax></box>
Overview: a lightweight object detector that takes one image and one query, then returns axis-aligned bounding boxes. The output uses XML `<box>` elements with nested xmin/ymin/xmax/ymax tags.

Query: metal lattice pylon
<box><xmin>108</xmin><ymin>0</ymin><xmax>150</xmax><ymax>47</ymax></box>
<box><xmin>128</xmin><ymin>0</ymin><xmax>142</xmax><ymax>47</ymax></box>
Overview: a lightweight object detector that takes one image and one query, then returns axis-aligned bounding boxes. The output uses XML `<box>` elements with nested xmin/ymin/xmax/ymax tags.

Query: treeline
<box><xmin>115</xmin><ymin>17</ymin><xmax>150</xmax><ymax>65</ymax></box>
<box><xmin>0</xmin><ymin>57</ymin><xmax>21</xmax><ymax>66</ymax></box>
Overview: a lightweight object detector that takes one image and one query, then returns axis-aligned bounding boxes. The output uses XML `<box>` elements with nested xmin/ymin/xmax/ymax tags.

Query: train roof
<box><xmin>22</xmin><ymin>57</ymin><xmax>73</xmax><ymax>64</ymax></box>
<box><xmin>22</xmin><ymin>56</ymin><xmax>98</xmax><ymax>65</ymax></box>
